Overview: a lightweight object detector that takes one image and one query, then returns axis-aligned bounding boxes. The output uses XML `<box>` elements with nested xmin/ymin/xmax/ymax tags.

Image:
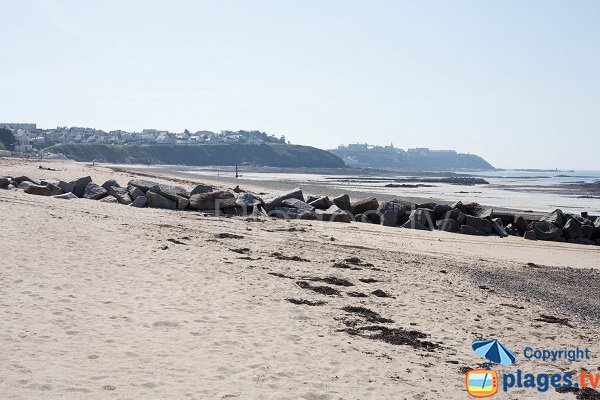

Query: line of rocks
<box><xmin>3</xmin><ymin>175</ymin><xmax>599</xmax><ymax>247</ymax></box>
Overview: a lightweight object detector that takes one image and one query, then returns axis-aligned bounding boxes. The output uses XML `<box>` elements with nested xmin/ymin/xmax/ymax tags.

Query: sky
<box><xmin>1</xmin><ymin>0</ymin><xmax>599</xmax><ymax>169</ymax></box>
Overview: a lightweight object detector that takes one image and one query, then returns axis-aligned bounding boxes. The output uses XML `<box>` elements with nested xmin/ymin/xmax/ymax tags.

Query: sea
<box><xmin>180</xmin><ymin>168</ymin><xmax>600</xmax><ymax>214</ymax></box>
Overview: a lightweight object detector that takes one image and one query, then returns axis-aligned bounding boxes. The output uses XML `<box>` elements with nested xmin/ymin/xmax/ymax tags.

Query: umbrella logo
<box><xmin>472</xmin><ymin>339</ymin><xmax>516</xmax><ymax>365</ymax></box>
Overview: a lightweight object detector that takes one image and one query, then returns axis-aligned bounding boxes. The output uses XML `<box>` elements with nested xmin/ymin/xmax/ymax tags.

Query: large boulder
<box><xmin>333</xmin><ymin>194</ymin><xmax>352</xmax><ymax>211</ymax></box>
<box><xmin>465</xmin><ymin>215</ymin><xmax>492</xmax><ymax>234</ymax></box>
<box><xmin>236</xmin><ymin>192</ymin><xmax>262</xmax><ymax>209</ymax></box>
<box><xmin>146</xmin><ymin>191</ymin><xmax>177</xmax><ymax>210</ymax></box>
<box><xmin>189</xmin><ymin>191</ymin><xmax>236</xmax><ymax>211</ymax></box>
<box><xmin>83</xmin><ymin>182</ymin><xmax>108</xmax><ymax>200</ymax></box>
<box><xmin>541</xmin><ymin>209</ymin><xmax>565</xmax><ymax>229</ymax></box>
<box><xmin>127</xmin><ymin>179</ymin><xmax>161</xmax><ymax>193</ymax></box>
<box><xmin>0</xmin><ymin>177</ymin><xmax>10</xmax><ymax>187</ymax></box>
<box><xmin>435</xmin><ymin>218</ymin><xmax>459</xmax><ymax>232</ymax></box>
<box><xmin>270</xmin><ymin>207</ymin><xmax>316</xmax><ymax>220</ymax></box>
<box><xmin>408</xmin><ymin>208</ymin><xmax>436</xmax><ymax>229</ymax></box>
<box><xmin>158</xmin><ymin>184</ymin><xmax>190</xmax><ymax>201</ymax></box>
<box><xmin>101</xmin><ymin>179</ymin><xmax>120</xmax><ymax>191</ymax></box>
<box><xmin>108</xmin><ymin>186</ymin><xmax>133</xmax><ymax>205</ymax></box>
<box><xmin>128</xmin><ymin>186</ymin><xmax>145</xmax><ymax>200</ymax></box>
<box><xmin>351</xmin><ymin>197</ymin><xmax>379</xmax><ymax>215</ymax></box>
<box><xmin>281</xmin><ymin>188</ymin><xmax>304</xmax><ymax>202</ymax></box>
<box><xmin>433</xmin><ymin>204</ymin><xmax>452</xmax><ymax>219</ymax></box>
<box><xmin>402</xmin><ymin>219</ymin><xmax>429</xmax><ymax>230</ymax></box>
<box><xmin>581</xmin><ymin>224</ymin><xmax>594</xmax><ymax>239</ymax></box>
<box><xmin>177</xmin><ymin>196</ymin><xmax>190</xmax><ymax>210</ymax></box>
<box><xmin>490</xmin><ymin>211</ymin><xmax>515</xmax><ymax>226</ymax></box>
<box><xmin>531</xmin><ymin>221</ymin><xmax>562</xmax><ymax>241</ymax></box>
<box><xmin>514</xmin><ymin>216</ymin><xmax>528</xmax><ymax>236</ymax></box>
<box><xmin>491</xmin><ymin>218</ymin><xmax>508</xmax><ymax>237</ymax></box>
<box><xmin>130</xmin><ymin>195</ymin><xmax>147</xmax><ymax>208</ymax></box>
<box><xmin>24</xmin><ymin>182</ymin><xmax>63</xmax><ymax>196</ymax></box>
<box><xmin>260</xmin><ymin>188</ymin><xmax>303</xmax><ymax>212</ymax></box>
<box><xmin>12</xmin><ymin>176</ymin><xmax>38</xmax><ymax>185</ymax></box>
<box><xmin>562</xmin><ymin>219</ymin><xmax>583</xmax><ymax>239</ymax></box>
<box><xmin>190</xmin><ymin>184</ymin><xmax>214</xmax><ymax>196</ymax></box>
<box><xmin>308</xmin><ymin>196</ymin><xmax>333</xmax><ymax>210</ymax></box>
<box><xmin>523</xmin><ymin>230</ymin><xmax>537</xmax><ymax>240</ymax></box>
<box><xmin>70</xmin><ymin>176</ymin><xmax>92</xmax><ymax>198</ymax></box>
<box><xmin>459</xmin><ymin>225</ymin><xmax>486</xmax><ymax>236</ymax></box>
<box><xmin>316</xmin><ymin>205</ymin><xmax>351</xmax><ymax>223</ymax></box>
<box><xmin>99</xmin><ymin>195</ymin><xmax>118</xmax><ymax>203</ymax></box>
<box><xmin>378</xmin><ymin>201</ymin><xmax>406</xmax><ymax>227</ymax></box>
<box><xmin>57</xmin><ymin>180</ymin><xmax>75</xmax><ymax>194</ymax></box>
<box><xmin>505</xmin><ymin>223</ymin><xmax>520</xmax><ymax>236</ymax></box>
<box><xmin>282</xmin><ymin>198</ymin><xmax>315</xmax><ymax>213</ymax></box>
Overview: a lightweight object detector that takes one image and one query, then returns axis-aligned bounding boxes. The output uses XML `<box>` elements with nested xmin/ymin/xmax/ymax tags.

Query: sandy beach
<box><xmin>1</xmin><ymin>158</ymin><xmax>599</xmax><ymax>399</ymax></box>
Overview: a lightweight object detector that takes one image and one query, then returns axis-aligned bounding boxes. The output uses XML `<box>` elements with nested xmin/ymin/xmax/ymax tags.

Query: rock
<box><xmin>232</xmin><ymin>185</ymin><xmax>242</xmax><ymax>193</ymax></box>
<box><xmin>354</xmin><ymin>214</ymin><xmax>371</xmax><ymax>223</ymax></box>
<box><xmin>101</xmin><ymin>179</ymin><xmax>120</xmax><ymax>191</ymax></box>
<box><xmin>333</xmin><ymin>194</ymin><xmax>352</xmax><ymax>211</ymax></box>
<box><xmin>281</xmin><ymin>188</ymin><xmax>304</xmax><ymax>202</ymax></box>
<box><xmin>378</xmin><ymin>201</ymin><xmax>406</xmax><ymax>227</ymax></box>
<box><xmin>236</xmin><ymin>192</ymin><xmax>262</xmax><ymax>209</ymax></box>
<box><xmin>478</xmin><ymin>208</ymin><xmax>494</xmax><ymax>220</ymax></box>
<box><xmin>443</xmin><ymin>208</ymin><xmax>462</xmax><ymax>221</ymax></box>
<box><xmin>83</xmin><ymin>182</ymin><xmax>108</xmax><ymax>200</ymax></box>
<box><xmin>53</xmin><ymin>192</ymin><xmax>78</xmax><ymax>200</ymax></box>
<box><xmin>581</xmin><ymin>211</ymin><xmax>589</xmax><ymax>219</ymax></box>
<box><xmin>451</xmin><ymin>201</ymin><xmax>465</xmax><ymax>213</ymax></box>
<box><xmin>57</xmin><ymin>181</ymin><xmax>75</xmax><ymax>194</ymax></box>
<box><xmin>562</xmin><ymin>219</ymin><xmax>583</xmax><ymax>239</ymax></box>
<box><xmin>157</xmin><ymin>184</ymin><xmax>190</xmax><ymax>201</ymax></box>
<box><xmin>465</xmin><ymin>215</ymin><xmax>493</xmax><ymax>234</ymax></box>
<box><xmin>402</xmin><ymin>219</ymin><xmax>429</xmax><ymax>230</ymax></box>
<box><xmin>463</xmin><ymin>202</ymin><xmax>484</xmax><ymax>217</ymax></box>
<box><xmin>418</xmin><ymin>202</ymin><xmax>437</xmax><ymax>210</ymax></box>
<box><xmin>260</xmin><ymin>194</ymin><xmax>283</xmax><ymax>212</ymax></box>
<box><xmin>308</xmin><ymin>196</ymin><xmax>332</xmax><ymax>210</ymax></box>
<box><xmin>491</xmin><ymin>218</ymin><xmax>508</xmax><ymax>237</ymax></box>
<box><xmin>581</xmin><ymin>224</ymin><xmax>594</xmax><ymax>239</ymax></box>
<box><xmin>490</xmin><ymin>211</ymin><xmax>515</xmax><ymax>226</ymax></box>
<box><xmin>351</xmin><ymin>197</ymin><xmax>379</xmax><ymax>215</ymax></box>
<box><xmin>409</xmin><ymin>208</ymin><xmax>436</xmax><ymax>228</ymax></box>
<box><xmin>128</xmin><ymin>186</ymin><xmax>145</xmax><ymax>200</ymax></box>
<box><xmin>514</xmin><ymin>216</ymin><xmax>528</xmax><ymax>235</ymax></box>
<box><xmin>107</xmin><ymin>186</ymin><xmax>133</xmax><ymax>205</ymax></box>
<box><xmin>24</xmin><ymin>182</ymin><xmax>63</xmax><ymax>196</ymax></box>
<box><xmin>70</xmin><ymin>176</ymin><xmax>92</xmax><ymax>198</ymax></box>
<box><xmin>433</xmin><ymin>204</ymin><xmax>452</xmax><ymax>219</ymax></box>
<box><xmin>541</xmin><ymin>209</ymin><xmax>565</xmax><ymax>229</ymax></box>
<box><xmin>459</xmin><ymin>225</ymin><xmax>486</xmax><ymax>236</ymax></box>
<box><xmin>99</xmin><ymin>195</ymin><xmax>118</xmax><ymax>203</ymax></box>
<box><xmin>177</xmin><ymin>196</ymin><xmax>190</xmax><ymax>210</ymax></box>
<box><xmin>505</xmin><ymin>223</ymin><xmax>520</xmax><ymax>236</ymax></box>
<box><xmin>270</xmin><ymin>206</ymin><xmax>316</xmax><ymax>220</ymax></box>
<box><xmin>130</xmin><ymin>195</ymin><xmax>147</xmax><ymax>208</ymax></box>
<box><xmin>146</xmin><ymin>191</ymin><xmax>177</xmax><ymax>210</ymax></box>
<box><xmin>567</xmin><ymin>237</ymin><xmax>595</xmax><ymax>245</ymax></box>
<box><xmin>282</xmin><ymin>198</ymin><xmax>315</xmax><ymax>213</ymax></box>
<box><xmin>190</xmin><ymin>184</ymin><xmax>214</xmax><ymax>195</ymax></box>
<box><xmin>12</xmin><ymin>176</ymin><xmax>38</xmax><ymax>185</ymax></box>
<box><xmin>189</xmin><ymin>191</ymin><xmax>236</xmax><ymax>211</ymax></box>
<box><xmin>128</xmin><ymin>179</ymin><xmax>161</xmax><ymax>193</ymax></box>
<box><xmin>435</xmin><ymin>218</ymin><xmax>459</xmax><ymax>232</ymax></box>
<box><xmin>316</xmin><ymin>205</ymin><xmax>351</xmax><ymax>223</ymax></box>
<box><xmin>523</xmin><ymin>230</ymin><xmax>537</xmax><ymax>240</ymax></box>
<box><xmin>531</xmin><ymin>221</ymin><xmax>562</xmax><ymax>241</ymax></box>
<box><xmin>0</xmin><ymin>177</ymin><xmax>10</xmax><ymax>187</ymax></box>
<box><xmin>305</xmin><ymin>195</ymin><xmax>320</xmax><ymax>203</ymax></box>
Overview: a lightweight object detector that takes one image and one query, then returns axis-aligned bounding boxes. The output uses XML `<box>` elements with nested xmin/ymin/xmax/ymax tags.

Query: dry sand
<box><xmin>1</xmin><ymin>159</ymin><xmax>599</xmax><ymax>399</ymax></box>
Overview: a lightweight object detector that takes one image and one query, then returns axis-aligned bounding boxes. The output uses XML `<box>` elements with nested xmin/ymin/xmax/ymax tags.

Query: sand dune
<box><xmin>1</xmin><ymin>159</ymin><xmax>598</xmax><ymax>399</ymax></box>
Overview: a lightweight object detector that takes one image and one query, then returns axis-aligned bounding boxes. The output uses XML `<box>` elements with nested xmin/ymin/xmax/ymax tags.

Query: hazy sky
<box><xmin>2</xmin><ymin>1</ymin><xmax>599</xmax><ymax>169</ymax></box>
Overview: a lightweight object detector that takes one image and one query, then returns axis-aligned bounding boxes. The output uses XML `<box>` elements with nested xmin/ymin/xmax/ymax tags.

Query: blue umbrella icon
<box><xmin>472</xmin><ymin>339</ymin><xmax>516</xmax><ymax>365</ymax></box>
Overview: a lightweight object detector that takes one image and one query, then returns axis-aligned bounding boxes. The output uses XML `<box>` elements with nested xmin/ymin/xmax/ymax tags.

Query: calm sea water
<box><xmin>181</xmin><ymin>168</ymin><xmax>600</xmax><ymax>214</ymax></box>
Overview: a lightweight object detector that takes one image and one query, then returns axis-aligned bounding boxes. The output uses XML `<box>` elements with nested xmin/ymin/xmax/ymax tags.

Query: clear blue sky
<box><xmin>1</xmin><ymin>0</ymin><xmax>599</xmax><ymax>169</ymax></box>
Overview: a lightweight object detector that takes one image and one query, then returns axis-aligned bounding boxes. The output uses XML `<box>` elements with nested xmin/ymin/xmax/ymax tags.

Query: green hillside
<box><xmin>46</xmin><ymin>143</ymin><xmax>345</xmax><ymax>168</ymax></box>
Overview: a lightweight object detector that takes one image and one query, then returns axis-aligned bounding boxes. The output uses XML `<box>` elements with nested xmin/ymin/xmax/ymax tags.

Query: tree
<box><xmin>0</xmin><ymin>128</ymin><xmax>17</xmax><ymax>150</ymax></box>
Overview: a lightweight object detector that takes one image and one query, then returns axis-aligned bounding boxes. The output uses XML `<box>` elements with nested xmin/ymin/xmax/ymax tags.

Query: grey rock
<box><xmin>236</xmin><ymin>192</ymin><xmax>262</xmax><ymax>208</ymax></box>
<box><xmin>523</xmin><ymin>230</ymin><xmax>537</xmax><ymax>240</ymax></box>
<box><xmin>0</xmin><ymin>177</ymin><xmax>10</xmax><ymax>187</ymax></box>
<box><xmin>459</xmin><ymin>225</ymin><xmax>486</xmax><ymax>236</ymax></box>
<box><xmin>351</xmin><ymin>197</ymin><xmax>379</xmax><ymax>215</ymax></box>
<box><xmin>280</xmin><ymin>188</ymin><xmax>304</xmax><ymax>202</ymax></box>
<box><xmin>581</xmin><ymin>224</ymin><xmax>594</xmax><ymax>239</ymax></box>
<box><xmin>99</xmin><ymin>195</ymin><xmax>118</xmax><ymax>203</ymax></box>
<box><xmin>12</xmin><ymin>176</ymin><xmax>38</xmax><ymax>185</ymax></box>
<box><xmin>305</xmin><ymin>195</ymin><xmax>320</xmax><ymax>204</ymax></box>
<box><xmin>418</xmin><ymin>202</ymin><xmax>437</xmax><ymax>210</ymax></box>
<box><xmin>330</xmin><ymin>194</ymin><xmax>350</xmax><ymax>212</ymax></box>
<box><xmin>505</xmin><ymin>223</ymin><xmax>520</xmax><ymax>236</ymax></box>
<box><xmin>308</xmin><ymin>196</ymin><xmax>333</xmax><ymax>210</ymax></box>
<box><xmin>435</xmin><ymin>218</ymin><xmax>459</xmax><ymax>232</ymax></box>
<box><xmin>128</xmin><ymin>179</ymin><xmax>161</xmax><ymax>193</ymax></box>
<box><xmin>83</xmin><ymin>182</ymin><xmax>108</xmax><ymax>200</ymax></box>
<box><xmin>316</xmin><ymin>205</ymin><xmax>351</xmax><ymax>223</ymax></box>
<box><xmin>531</xmin><ymin>221</ymin><xmax>562</xmax><ymax>241</ymax></box>
<box><xmin>108</xmin><ymin>186</ymin><xmax>133</xmax><ymax>205</ymax></box>
<box><xmin>514</xmin><ymin>216</ymin><xmax>528</xmax><ymax>235</ymax></box>
<box><xmin>177</xmin><ymin>196</ymin><xmax>190</xmax><ymax>210</ymax></box>
<box><xmin>409</xmin><ymin>208</ymin><xmax>436</xmax><ymax>228</ymax></box>
<box><xmin>70</xmin><ymin>176</ymin><xmax>92</xmax><ymax>198</ymax></box>
<box><xmin>282</xmin><ymin>198</ymin><xmax>315</xmax><ymax>213</ymax></box>
<box><xmin>378</xmin><ymin>201</ymin><xmax>406</xmax><ymax>226</ymax></box>
<box><xmin>433</xmin><ymin>204</ymin><xmax>452</xmax><ymax>219</ymax></box>
<box><xmin>381</xmin><ymin>210</ymin><xmax>400</xmax><ymax>226</ymax></box>
<box><xmin>402</xmin><ymin>219</ymin><xmax>429</xmax><ymax>230</ymax></box>
<box><xmin>158</xmin><ymin>184</ymin><xmax>190</xmax><ymax>201</ymax></box>
<box><xmin>190</xmin><ymin>184</ymin><xmax>214</xmax><ymax>196</ymax></box>
<box><xmin>270</xmin><ymin>206</ymin><xmax>316</xmax><ymax>220</ymax></box>
<box><xmin>260</xmin><ymin>194</ymin><xmax>283</xmax><ymax>212</ymax></box>
<box><xmin>147</xmin><ymin>191</ymin><xmax>177</xmax><ymax>210</ymax></box>
<box><xmin>541</xmin><ymin>209</ymin><xmax>565</xmax><ymax>229</ymax></box>
<box><xmin>101</xmin><ymin>179</ymin><xmax>120</xmax><ymax>191</ymax></box>
<box><xmin>24</xmin><ymin>182</ymin><xmax>63</xmax><ymax>196</ymax></box>
<box><xmin>443</xmin><ymin>208</ymin><xmax>462</xmax><ymax>221</ymax></box>
<box><xmin>478</xmin><ymin>208</ymin><xmax>494</xmax><ymax>220</ymax></box>
<box><xmin>567</xmin><ymin>237</ymin><xmax>595</xmax><ymax>245</ymax></box>
<box><xmin>57</xmin><ymin>180</ymin><xmax>75</xmax><ymax>194</ymax></box>
<box><xmin>490</xmin><ymin>211</ymin><xmax>515</xmax><ymax>226</ymax></box>
<box><xmin>53</xmin><ymin>192</ymin><xmax>78</xmax><ymax>200</ymax></box>
<box><xmin>189</xmin><ymin>191</ymin><xmax>236</xmax><ymax>211</ymax></box>
<box><xmin>128</xmin><ymin>186</ymin><xmax>145</xmax><ymax>200</ymax></box>
<box><xmin>562</xmin><ymin>219</ymin><xmax>583</xmax><ymax>239</ymax></box>
<box><xmin>465</xmin><ymin>215</ymin><xmax>493</xmax><ymax>234</ymax></box>
<box><xmin>130</xmin><ymin>195</ymin><xmax>147</xmax><ymax>208</ymax></box>
<box><xmin>491</xmin><ymin>218</ymin><xmax>508</xmax><ymax>237</ymax></box>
